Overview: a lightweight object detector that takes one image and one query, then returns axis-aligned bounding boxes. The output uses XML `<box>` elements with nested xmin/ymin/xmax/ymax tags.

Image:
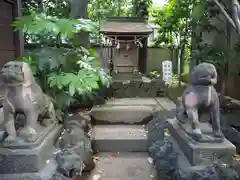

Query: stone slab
<box><xmin>85</xmin><ymin>152</ymin><xmax>157</xmax><ymax>180</ymax></box>
<box><xmin>0</xmin><ymin>159</ymin><xmax>57</xmax><ymax>180</ymax></box>
<box><xmin>0</xmin><ymin>124</ymin><xmax>62</xmax><ymax>174</ymax></box>
<box><xmin>91</xmin><ymin>105</ymin><xmax>157</xmax><ymax>124</ymax></box>
<box><xmin>110</xmin><ymin>76</ymin><xmax>166</xmax><ymax>98</ymax></box>
<box><xmin>106</xmin><ymin>98</ymin><xmax>158</xmax><ymax>106</ymax></box>
<box><xmin>167</xmin><ymin>118</ymin><xmax>236</xmax><ymax>166</ymax></box>
<box><xmin>111</xmin><ymin>73</ymin><xmax>143</xmax><ymax>80</ymax></box>
<box><xmin>154</xmin><ymin>97</ymin><xmax>176</xmax><ymax>112</ymax></box>
<box><xmin>93</xmin><ymin>125</ymin><xmax>148</xmax><ymax>152</ymax></box>
<box><xmin>154</xmin><ymin>98</ymin><xmax>176</xmax><ymax>120</ymax></box>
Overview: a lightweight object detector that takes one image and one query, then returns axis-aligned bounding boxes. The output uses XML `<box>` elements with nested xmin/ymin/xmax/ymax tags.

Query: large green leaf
<box><xmin>12</xmin><ymin>13</ymin><xmax>96</xmax><ymax>41</ymax></box>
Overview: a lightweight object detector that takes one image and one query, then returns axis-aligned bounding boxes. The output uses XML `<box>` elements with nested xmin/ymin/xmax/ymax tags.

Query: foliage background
<box><xmin>19</xmin><ymin>0</ymin><xmax>240</xmax><ymax>103</ymax></box>
<box><xmin>13</xmin><ymin>9</ymin><xmax>112</xmax><ymax>122</ymax></box>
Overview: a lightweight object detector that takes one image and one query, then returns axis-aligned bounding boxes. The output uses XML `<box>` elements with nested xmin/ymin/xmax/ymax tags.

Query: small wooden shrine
<box><xmin>100</xmin><ymin>17</ymin><xmax>152</xmax><ymax>75</ymax></box>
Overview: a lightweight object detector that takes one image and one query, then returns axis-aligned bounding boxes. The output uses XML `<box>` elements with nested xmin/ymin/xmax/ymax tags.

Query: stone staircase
<box><xmin>93</xmin><ymin>125</ymin><xmax>148</xmax><ymax>152</ymax></box>
<box><xmin>83</xmin><ymin>98</ymin><xmax>175</xmax><ymax>180</ymax></box>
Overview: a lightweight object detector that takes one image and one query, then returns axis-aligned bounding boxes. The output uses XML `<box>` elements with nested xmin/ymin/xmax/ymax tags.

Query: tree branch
<box><xmin>212</xmin><ymin>0</ymin><xmax>238</xmax><ymax>31</ymax></box>
<box><xmin>232</xmin><ymin>0</ymin><xmax>240</xmax><ymax>34</ymax></box>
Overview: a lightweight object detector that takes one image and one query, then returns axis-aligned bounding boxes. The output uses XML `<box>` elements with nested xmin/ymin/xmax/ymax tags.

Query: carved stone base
<box><xmin>0</xmin><ymin>124</ymin><xmax>62</xmax><ymax>180</ymax></box>
<box><xmin>178</xmin><ymin>121</ymin><xmax>224</xmax><ymax>143</ymax></box>
<box><xmin>0</xmin><ymin>160</ymin><xmax>57</xmax><ymax>180</ymax></box>
<box><xmin>0</xmin><ymin>121</ymin><xmax>57</xmax><ymax>149</ymax></box>
<box><xmin>167</xmin><ymin>118</ymin><xmax>236</xmax><ymax>166</ymax></box>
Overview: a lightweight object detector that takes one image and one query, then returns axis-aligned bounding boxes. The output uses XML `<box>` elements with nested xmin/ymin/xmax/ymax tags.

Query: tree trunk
<box><xmin>37</xmin><ymin>0</ymin><xmax>44</xmax><ymax>13</ymax></box>
<box><xmin>132</xmin><ymin>0</ymin><xmax>149</xmax><ymax>74</ymax></box>
<box><xmin>171</xmin><ymin>47</ymin><xmax>178</xmax><ymax>74</ymax></box>
<box><xmin>212</xmin><ymin>0</ymin><xmax>238</xmax><ymax>33</ymax></box>
<box><xmin>176</xmin><ymin>46</ymin><xmax>181</xmax><ymax>83</ymax></box>
<box><xmin>220</xmin><ymin>22</ymin><xmax>231</xmax><ymax>105</ymax></box>
<box><xmin>117</xmin><ymin>0</ymin><xmax>121</xmax><ymax>16</ymax></box>
<box><xmin>70</xmin><ymin>0</ymin><xmax>89</xmax><ymax>48</ymax></box>
<box><xmin>180</xmin><ymin>44</ymin><xmax>186</xmax><ymax>75</ymax></box>
<box><xmin>178</xmin><ymin>43</ymin><xmax>186</xmax><ymax>86</ymax></box>
<box><xmin>190</xmin><ymin>21</ymin><xmax>202</xmax><ymax>70</ymax></box>
<box><xmin>219</xmin><ymin>65</ymin><xmax>228</xmax><ymax>104</ymax></box>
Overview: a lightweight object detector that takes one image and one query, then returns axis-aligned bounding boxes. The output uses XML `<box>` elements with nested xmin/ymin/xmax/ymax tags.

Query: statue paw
<box><xmin>26</xmin><ymin>134</ymin><xmax>38</xmax><ymax>142</ymax></box>
<box><xmin>19</xmin><ymin>127</ymin><xmax>37</xmax><ymax>141</ymax></box>
<box><xmin>4</xmin><ymin>135</ymin><xmax>16</xmax><ymax>143</ymax></box>
<box><xmin>192</xmin><ymin>128</ymin><xmax>202</xmax><ymax>135</ymax></box>
<box><xmin>178</xmin><ymin>117</ymin><xmax>188</xmax><ymax>124</ymax></box>
<box><xmin>213</xmin><ymin>131</ymin><xmax>224</xmax><ymax>138</ymax></box>
<box><xmin>192</xmin><ymin>129</ymin><xmax>203</xmax><ymax>141</ymax></box>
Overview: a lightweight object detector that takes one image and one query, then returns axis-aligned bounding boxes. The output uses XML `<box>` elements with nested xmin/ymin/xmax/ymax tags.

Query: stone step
<box><xmin>84</xmin><ymin>152</ymin><xmax>157</xmax><ymax>180</ymax></box>
<box><xmin>92</xmin><ymin>125</ymin><xmax>148</xmax><ymax>152</ymax></box>
<box><xmin>90</xmin><ymin>98</ymin><xmax>159</xmax><ymax>124</ymax></box>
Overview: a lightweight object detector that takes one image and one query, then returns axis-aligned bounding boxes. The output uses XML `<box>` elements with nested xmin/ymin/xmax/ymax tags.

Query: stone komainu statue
<box><xmin>0</xmin><ymin>61</ymin><xmax>55</xmax><ymax>142</ymax></box>
<box><xmin>176</xmin><ymin>62</ymin><xmax>224</xmax><ymax>140</ymax></box>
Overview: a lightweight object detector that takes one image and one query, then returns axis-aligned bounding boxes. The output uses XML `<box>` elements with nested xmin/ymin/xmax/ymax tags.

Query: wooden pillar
<box><xmin>14</xmin><ymin>0</ymin><xmax>24</xmax><ymax>57</ymax></box>
<box><xmin>138</xmin><ymin>37</ymin><xmax>148</xmax><ymax>74</ymax></box>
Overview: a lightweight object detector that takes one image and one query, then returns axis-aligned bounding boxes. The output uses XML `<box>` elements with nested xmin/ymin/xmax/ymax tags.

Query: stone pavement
<box><xmin>84</xmin><ymin>152</ymin><xmax>157</xmax><ymax>180</ymax></box>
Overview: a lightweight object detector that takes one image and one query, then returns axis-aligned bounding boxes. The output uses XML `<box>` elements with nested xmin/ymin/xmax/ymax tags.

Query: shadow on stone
<box><xmin>223</xmin><ymin>126</ymin><xmax>240</xmax><ymax>153</ymax></box>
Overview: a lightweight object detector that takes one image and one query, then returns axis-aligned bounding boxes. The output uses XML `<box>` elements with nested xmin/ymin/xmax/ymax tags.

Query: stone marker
<box><xmin>0</xmin><ymin>61</ymin><xmax>62</xmax><ymax>180</ymax></box>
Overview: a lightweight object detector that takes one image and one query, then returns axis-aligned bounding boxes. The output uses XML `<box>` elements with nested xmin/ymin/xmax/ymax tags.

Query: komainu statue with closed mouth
<box><xmin>0</xmin><ymin>61</ymin><xmax>56</xmax><ymax>143</ymax></box>
<box><xmin>176</xmin><ymin>62</ymin><xmax>224</xmax><ymax>142</ymax></box>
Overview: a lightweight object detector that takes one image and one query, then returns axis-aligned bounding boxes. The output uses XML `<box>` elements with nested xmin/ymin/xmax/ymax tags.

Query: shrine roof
<box><xmin>100</xmin><ymin>17</ymin><xmax>153</xmax><ymax>35</ymax></box>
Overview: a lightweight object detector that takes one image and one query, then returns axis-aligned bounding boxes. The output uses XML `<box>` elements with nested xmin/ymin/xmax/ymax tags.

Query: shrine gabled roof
<box><xmin>100</xmin><ymin>17</ymin><xmax>153</xmax><ymax>35</ymax></box>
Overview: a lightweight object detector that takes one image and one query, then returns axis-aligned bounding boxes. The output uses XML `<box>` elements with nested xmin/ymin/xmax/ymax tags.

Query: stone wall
<box><xmin>111</xmin><ymin>78</ymin><xmax>166</xmax><ymax>98</ymax></box>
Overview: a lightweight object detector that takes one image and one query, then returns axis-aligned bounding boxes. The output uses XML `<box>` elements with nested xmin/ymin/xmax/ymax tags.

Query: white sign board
<box><xmin>162</xmin><ymin>60</ymin><xmax>172</xmax><ymax>83</ymax></box>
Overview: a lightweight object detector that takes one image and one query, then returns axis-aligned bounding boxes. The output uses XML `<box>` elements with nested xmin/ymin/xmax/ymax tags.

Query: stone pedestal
<box><xmin>0</xmin><ymin>124</ymin><xmax>62</xmax><ymax>180</ymax></box>
<box><xmin>167</xmin><ymin>118</ymin><xmax>236</xmax><ymax>166</ymax></box>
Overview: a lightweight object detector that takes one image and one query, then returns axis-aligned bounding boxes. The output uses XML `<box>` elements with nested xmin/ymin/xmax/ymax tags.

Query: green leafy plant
<box><xmin>151</xmin><ymin>0</ymin><xmax>206</xmax><ymax>83</ymax></box>
<box><xmin>189</xmin><ymin>1</ymin><xmax>240</xmax><ymax>102</ymax></box>
<box><xmin>22</xmin><ymin>0</ymin><xmax>71</xmax><ymax>17</ymax></box>
<box><xmin>165</xmin><ymin>72</ymin><xmax>179</xmax><ymax>86</ymax></box>
<box><xmin>13</xmin><ymin>12</ymin><xmax>96</xmax><ymax>45</ymax></box>
<box><xmin>149</xmin><ymin>70</ymin><xmax>160</xmax><ymax>79</ymax></box>
<box><xmin>12</xmin><ymin>12</ymin><xmax>112</xmax><ymax>122</ymax></box>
